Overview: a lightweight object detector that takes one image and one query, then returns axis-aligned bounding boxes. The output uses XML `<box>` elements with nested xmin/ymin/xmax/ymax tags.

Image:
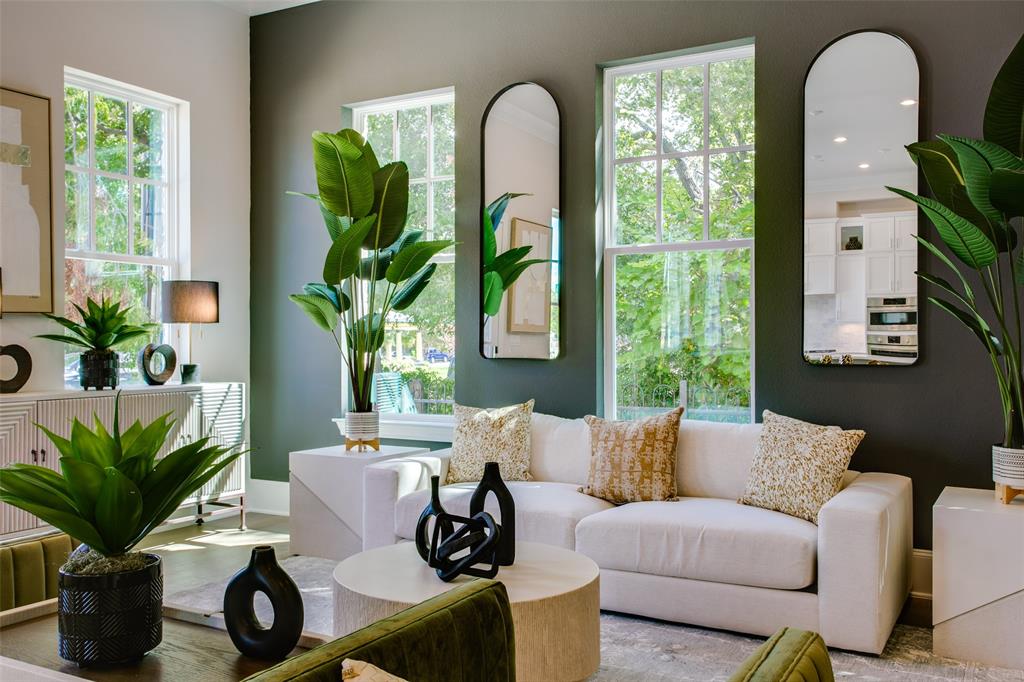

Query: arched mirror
<box><xmin>803</xmin><ymin>31</ymin><xmax>920</xmax><ymax>365</ymax></box>
<box><xmin>481</xmin><ymin>83</ymin><xmax>561</xmax><ymax>360</ymax></box>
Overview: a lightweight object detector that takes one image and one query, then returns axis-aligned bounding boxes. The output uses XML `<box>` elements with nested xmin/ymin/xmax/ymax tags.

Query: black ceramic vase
<box><xmin>223</xmin><ymin>546</ymin><xmax>303</xmax><ymax>660</ymax></box>
<box><xmin>57</xmin><ymin>551</ymin><xmax>163</xmax><ymax>665</ymax></box>
<box><xmin>470</xmin><ymin>461</ymin><xmax>516</xmax><ymax>565</ymax></box>
<box><xmin>79</xmin><ymin>350</ymin><xmax>118</xmax><ymax>390</ymax></box>
<box><xmin>415</xmin><ymin>475</ymin><xmax>455</xmax><ymax>563</ymax></box>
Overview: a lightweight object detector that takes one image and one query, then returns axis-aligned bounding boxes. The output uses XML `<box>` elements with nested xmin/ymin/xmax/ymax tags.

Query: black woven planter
<box><xmin>57</xmin><ymin>554</ymin><xmax>163</xmax><ymax>665</ymax></box>
<box><xmin>79</xmin><ymin>350</ymin><xmax>118</xmax><ymax>390</ymax></box>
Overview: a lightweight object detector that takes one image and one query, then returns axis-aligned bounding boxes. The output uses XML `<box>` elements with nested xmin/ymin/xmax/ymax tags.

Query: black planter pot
<box><xmin>224</xmin><ymin>546</ymin><xmax>303</xmax><ymax>660</ymax></box>
<box><xmin>415</xmin><ymin>475</ymin><xmax>455</xmax><ymax>563</ymax></box>
<box><xmin>470</xmin><ymin>462</ymin><xmax>516</xmax><ymax>565</ymax></box>
<box><xmin>57</xmin><ymin>553</ymin><xmax>163</xmax><ymax>665</ymax></box>
<box><xmin>79</xmin><ymin>350</ymin><xmax>118</xmax><ymax>390</ymax></box>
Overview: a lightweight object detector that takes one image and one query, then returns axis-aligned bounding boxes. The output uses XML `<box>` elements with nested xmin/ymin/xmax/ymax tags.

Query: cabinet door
<box><xmin>895</xmin><ymin>252</ymin><xmax>918</xmax><ymax>294</ymax></box>
<box><xmin>804</xmin><ymin>255</ymin><xmax>835</xmax><ymax>295</ymax></box>
<box><xmin>119</xmin><ymin>389</ymin><xmax>201</xmax><ymax>460</ymax></box>
<box><xmin>805</xmin><ymin>220</ymin><xmax>836</xmax><ymax>255</ymax></box>
<box><xmin>35</xmin><ymin>396</ymin><xmax>115</xmax><ymax>473</ymax></box>
<box><xmin>0</xmin><ymin>402</ymin><xmax>43</xmax><ymax>534</ymax></box>
<box><xmin>195</xmin><ymin>383</ymin><xmax>246</xmax><ymax>501</ymax></box>
<box><xmin>894</xmin><ymin>214</ymin><xmax>917</xmax><ymax>251</ymax></box>
<box><xmin>864</xmin><ymin>216</ymin><xmax>894</xmax><ymax>251</ymax></box>
<box><xmin>836</xmin><ymin>256</ymin><xmax>867</xmax><ymax>322</ymax></box>
<box><xmin>866</xmin><ymin>253</ymin><xmax>894</xmax><ymax>294</ymax></box>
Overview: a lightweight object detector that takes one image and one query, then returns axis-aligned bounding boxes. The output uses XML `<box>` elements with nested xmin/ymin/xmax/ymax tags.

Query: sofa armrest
<box><xmin>817</xmin><ymin>472</ymin><xmax>912</xmax><ymax>654</ymax></box>
<box><xmin>362</xmin><ymin>450</ymin><xmax>452</xmax><ymax>550</ymax></box>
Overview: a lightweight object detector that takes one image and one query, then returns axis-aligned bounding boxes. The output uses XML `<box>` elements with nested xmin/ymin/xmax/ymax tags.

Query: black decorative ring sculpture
<box><xmin>224</xmin><ymin>546</ymin><xmax>303</xmax><ymax>660</ymax></box>
<box><xmin>0</xmin><ymin>344</ymin><xmax>32</xmax><ymax>394</ymax></box>
<box><xmin>138</xmin><ymin>343</ymin><xmax>177</xmax><ymax>385</ymax></box>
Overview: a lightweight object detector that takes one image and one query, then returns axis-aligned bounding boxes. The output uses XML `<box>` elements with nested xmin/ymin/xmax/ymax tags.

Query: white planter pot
<box><xmin>993</xmin><ymin>444</ymin><xmax>1024</xmax><ymax>487</ymax></box>
<box><xmin>345</xmin><ymin>411</ymin><xmax>379</xmax><ymax>445</ymax></box>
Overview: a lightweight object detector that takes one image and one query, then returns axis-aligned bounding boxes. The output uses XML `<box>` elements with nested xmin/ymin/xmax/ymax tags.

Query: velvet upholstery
<box><xmin>729</xmin><ymin>628</ymin><xmax>835</xmax><ymax>682</ymax></box>
<box><xmin>243</xmin><ymin>579</ymin><xmax>515</xmax><ymax>682</ymax></box>
<box><xmin>0</xmin><ymin>534</ymin><xmax>76</xmax><ymax>611</ymax></box>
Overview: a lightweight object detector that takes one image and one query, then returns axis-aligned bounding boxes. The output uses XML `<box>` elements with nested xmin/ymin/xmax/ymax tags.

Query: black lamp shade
<box><xmin>161</xmin><ymin>281</ymin><xmax>219</xmax><ymax>323</ymax></box>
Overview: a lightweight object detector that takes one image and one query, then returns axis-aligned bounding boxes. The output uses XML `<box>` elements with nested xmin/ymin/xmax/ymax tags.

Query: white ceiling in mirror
<box><xmin>488</xmin><ymin>84</ymin><xmax>559</xmax><ymax>145</ymax></box>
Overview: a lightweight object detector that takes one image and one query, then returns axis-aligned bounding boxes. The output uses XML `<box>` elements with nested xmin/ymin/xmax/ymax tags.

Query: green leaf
<box><xmin>391</xmin><ymin>263</ymin><xmax>436</xmax><ymax>311</ymax></box>
<box><xmin>914</xmin><ymin>235</ymin><xmax>976</xmax><ymax>301</ymax></box>
<box><xmin>35</xmin><ymin>334</ymin><xmax>93</xmax><ymax>349</ymax></box>
<box><xmin>323</xmin><ymin>215</ymin><xmax>377</xmax><ymax>285</ymax></box>
<box><xmin>497</xmin><ymin>259</ymin><xmax>549</xmax><ymax>291</ymax></box>
<box><xmin>60</xmin><ymin>457</ymin><xmax>106</xmax><ymax>518</ymax></box>
<box><xmin>941</xmin><ymin>135</ymin><xmax>1022</xmax><ymax>230</ymax></box>
<box><xmin>907</xmin><ymin>140</ymin><xmax>990</xmax><ymax>233</ymax></box>
<box><xmin>35</xmin><ymin>425</ymin><xmax>75</xmax><ymax>459</ymax></box>
<box><xmin>302</xmin><ymin>282</ymin><xmax>348</xmax><ymax>313</ymax></box>
<box><xmin>0</xmin><ymin>468</ymin><xmax>79</xmax><ymax>513</ymax></box>
<box><xmin>386</xmin><ymin>240</ymin><xmax>454</xmax><ymax>283</ymax></box>
<box><xmin>312</xmin><ymin>130</ymin><xmax>374</xmax><ymax>219</ymax></box>
<box><xmin>482</xmin><ymin>209</ymin><xmax>497</xmax><ymax>266</ymax></box>
<box><xmin>991</xmin><ymin>168</ymin><xmax>1024</xmax><ymax>217</ymax></box>
<box><xmin>358</xmin><ymin>230</ymin><xmax>424</xmax><ymax>280</ymax></box>
<box><xmin>70</xmin><ymin>419</ymin><xmax>115</xmax><ymax>468</ymax></box>
<box><xmin>365</xmin><ymin>162</ymin><xmax>409</xmax><ymax>250</ymax></box>
<box><xmin>0</xmin><ymin>494</ymin><xmax>108</xmax><ymax>554</ymax></box>
<box><xmin>289</xmin><ymin>294</ymin><xmax>339</xmax><ymax>331</ymax></box>
<box><xmin>983</xmin><ymin>34</ymin><xmax>1024</xmax><ymax>157</ymax></box>
<box><xmin>345</xmin><ymin>313</ymin><xmax>385</xmax><ymax>353</ymax></box>
<box><xmin>95</xmin><ymin>468</ymin><xmax>143</xmax><ymax>552</ymax></box>
<box><xmin>887</xmin><ymin>187</ymin><xmax>997</xmax><ymax>269</ymax></box>
<box><xmin>485</xmin><ymin>192</ymin><xmax>531</xmax><ymax>232</ymax></box>
<box><xmin>928</xmin><ymin>296</ymin><xmax>1004</xmax><ymax>355</ymax></box>
<box><xmin>138</xmin><ymin>439</ymin><xmax>212</xmax><ymax>499</ymax></box>
<box><xmin>483</xmin><ymin>271</ymin><xmax>504</xmax><ymax>317</ymax></box>
<box><xmin>120</xmin><ymin>413</ymin><xmax>173</xmax><ymax>464</ymax></box>
<box><xmin>486</xmin><ymin>245</ymin><xmax>533</xmax><ymax>275</ymax></box>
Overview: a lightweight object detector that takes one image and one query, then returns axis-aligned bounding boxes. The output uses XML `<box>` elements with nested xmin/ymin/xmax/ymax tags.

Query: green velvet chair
<box><xmin>0</xmin><ymin>534</ymin><xmax>76</xmax><ymax>611</ymax></box>
<box><xmin>729</xmin><ymin>627</ymin><xmax>835</xmax><ymax>682</ymax></box>
<box><xmin>244</xmin><ymin>579</ymin><xmax>515</xmax><ymax>682</ymax></box>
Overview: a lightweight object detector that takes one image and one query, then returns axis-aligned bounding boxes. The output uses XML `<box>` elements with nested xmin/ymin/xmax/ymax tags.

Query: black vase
<box><xmin>223</xmin><ymin>546</ymin><xmax>303</xmax><ymax>661</ymax></box>
<box><xmin>470</xmin><ymin>461</ymin><xmax>516</xmax><ymax>565</ymax></box>
<box><xmin>57</xmin><ymin>551</ymin><xmax>163</xmax><ymax>665</ymax></box>
<box><xmin>415</xmin><ymin>475</ymin><xmax>455</xmax><ymax>563</ymax></box>
<box><xmin>80</xmin><ymin>350</ymin><xmax>118</xmax><ymax>390</ymax></box>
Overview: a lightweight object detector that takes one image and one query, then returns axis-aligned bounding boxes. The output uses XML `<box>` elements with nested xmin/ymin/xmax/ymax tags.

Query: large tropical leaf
<box><xmin>498</xmin><ymin>259</ymin><xmax>549</xmax><ymax>292</ymax></box>
<box><xmin>483</xmin><ymin>271</ymin><xmax>504</xmax><ymax>317</ymax></box>
<box><xmin>359</xmin><ymin>230</ymin><xmax>423</xmax><ymax>280</ymax></box>
<box><xmin>336</xmin><ymin>129</ymin><xmax>380</xmax><ymax>175</ymax></box>
<box><xmin>95</xmin><ymin>467</ymin><xmax>142</xmax><ymax>552</ymax></box>
<box><xmin>485</xmin><ymin>192</ymin><xmax>531</xmax><ymax>232</ymax></box>
<box><xmin>983</xmin><ymin>34</ymin><xmax>1024</xmax><ymax>157</ymax></box>
<box><xmin>991</xmin><ymin>168</ymin><xmax>1024</xmax><ymax>217</ymax></box>
<box><xmin>365</xmin><ymin>162</ymin><xmax>409</xmax><ymax>250</ymax></box>
<box><xmin>311</xmin><ymin>131</ymin><xmax>374</xmax><ymax>219</ymax></box>
<box><xmin>0</xmin><ymin>468</ymin><xmax>78</xmax><ymax>514</ymax></box>
<box><xmin>888</xmin><ymin>187</ymin><xmax>997</xmax><ymax>269</ymax></box>
<box><xmin>942</xmin><ymin>135</ymin><xmax>1023</xmax><ymax>229</ymax></box>
<box><xmin>71</xmin><ymin>419</ymin><xmax>116</xmax><ymax>468</ymax></box>
<box><xmin>391</xmin><ymin>263</ymin><xmax>436</xmax><ymax>311</ymax></box>
<box><xmin>60</xmin><ymin>457</ymin><xmax>106</xmax><ymax>518</ymax></box>
<box><xmin>289</xmin><ymin>294</ymin><xmax>339</xmax><ymax>331</ymax></box>
<box><xmin>928</xmin><ymin>296</ymin><xmax>1004</xmax><ymax>355</ymax></box>
<box><xmin>485</xmin><ymin>245</ymin><xmax>533</xmax><ymax>275</ymax></box>
<box><xmin>482</xmin><ymin>210</ymin><xmax>497</xmax><ymax>266</ymax></box>
<box><xmin>302</xmin><ymin>282</ymin><xmax>349</xmax><ymax>313</ymax></box>
<box><xmin>386</xmin><ymin>240</ymin><xmax>454</xmax><ymax>283</ymax></box>
<box><xmin>914</xmin><ymin>235</ymin><xmax>976</xmax><ymax>301</ymax></box>
<box><xmin>323</xmin><ymin>215</ymin><xmax>377</xmax><ymax>285</ymax></box>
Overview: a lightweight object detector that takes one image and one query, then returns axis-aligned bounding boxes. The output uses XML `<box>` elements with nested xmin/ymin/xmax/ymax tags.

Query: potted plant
<box><xmin>38</xmin><ymin>297</ymin><xmax>158</xmax><ymax>390</ymax></box>
<box><xmin>887</xmin><ymin>35</ymin><xmax>1024</xmax><ymax>502</ymax></box>
<box><xmin>0</xmin><ymin>395</ymin><xmax>243</xmax><ymax>664</ymax></box>
<box><xmin>287</xmin><ymin>129</ymin><xmax>454</xmax><ymax>449</ymax></box>
<box><xmin>482</xmin><ymin>192</ymin><xmax>551</xmax><ymax>318</ymax></box>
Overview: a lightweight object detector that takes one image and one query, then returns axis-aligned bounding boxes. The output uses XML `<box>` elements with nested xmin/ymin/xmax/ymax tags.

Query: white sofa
<box><xmin>363</xmin><ymin>413</ymin><xmax>912</xmax><ymax>654</ymax></box>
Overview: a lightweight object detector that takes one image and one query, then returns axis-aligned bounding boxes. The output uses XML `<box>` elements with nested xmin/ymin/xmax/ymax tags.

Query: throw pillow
<box><xmin>581</xmin><ymin>407</ymin><xmax>684</xmax><ymax>504</ymax></box>
<box><xmin>342</xmin><ymin>659</ymin><xmax>408</xmax><ymax>681</ymax></box>
<box><xmin>739</xmin><ymin>410</ymin><xmax>865</xmax><ymax>522</ymax></box>
<box><xmin>446</xmin><ymin>399</ymin><xmax>535</xmax><ymax>483</ymax></box>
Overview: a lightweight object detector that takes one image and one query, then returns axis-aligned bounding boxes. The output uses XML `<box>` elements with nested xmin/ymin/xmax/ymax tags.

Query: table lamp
<box><xmin>162</xmin><ymin>280</ymin><xmax>219</xmax><ymax>384</ymax></box>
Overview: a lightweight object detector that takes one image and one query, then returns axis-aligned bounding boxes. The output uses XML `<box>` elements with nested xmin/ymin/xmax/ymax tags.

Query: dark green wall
<box><xmin>250</xmin><ymin>1</ymin><xmax>1023</xmax><ymax>548</ymax></box>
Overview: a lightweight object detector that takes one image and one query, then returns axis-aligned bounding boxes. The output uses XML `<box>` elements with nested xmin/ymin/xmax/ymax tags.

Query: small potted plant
<box><xmin>0</xmin><ymin>395</ymin><xmax>243</xmax><ymax>664</ymax></box>
<box><xmin>38</xmin><ymin>297</ymin><xmax>158</xmax><ymax>390</ymax></box>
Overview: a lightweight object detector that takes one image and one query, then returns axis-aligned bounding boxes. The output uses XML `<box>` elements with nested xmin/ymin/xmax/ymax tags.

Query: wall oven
<box><xmin>866</xmin><ymin>296</ymin><xmax>918</xmax><ymax>357</ymax></box>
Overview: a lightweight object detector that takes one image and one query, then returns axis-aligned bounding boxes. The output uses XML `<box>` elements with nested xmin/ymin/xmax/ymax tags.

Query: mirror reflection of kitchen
<box><xmin>481</xmin><ymin>83</ymin><xmax>560</xmax><ymax>359</ymax></box>
<box><xmin>803</xmin><ymin>31</ymin><xmax>920</xmax><ymax>366</ymax></box>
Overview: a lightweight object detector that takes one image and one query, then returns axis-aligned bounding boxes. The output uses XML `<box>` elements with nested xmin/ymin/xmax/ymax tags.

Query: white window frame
<box><xmin>62</xmin><ymin>68</ymin><xmax>190</xmax><ymax>372</ymax></box>
<box><xmin>602</xmin><ymin>44</ymin><xmax>756</xmax><ymax>421</ymax></box>
<box><xmin>347</xmin><ymin>87</ymin><xmax>456</xmax><ymax>436</ymax></box>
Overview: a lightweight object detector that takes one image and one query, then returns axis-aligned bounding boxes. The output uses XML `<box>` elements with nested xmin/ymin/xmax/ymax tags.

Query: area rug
<box><xmin>166</xmin><ymin>556</ymin><xmax>1023</xmax><ymax>681</ymax></box>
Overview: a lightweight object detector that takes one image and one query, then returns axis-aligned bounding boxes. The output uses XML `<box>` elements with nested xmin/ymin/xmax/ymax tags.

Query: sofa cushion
<box><xmin>574</xmin><ymin>497</ymin><xmax>818</xmax><ymax>590</ymax></box>
<box><xmin>677</xmin><ymin>419</ymin><xmax>762</xmax><ymax>500</ymax></box>
<box><xmin>529</xmin><ymin>412</ymin><xmax>591</xmax><ymax>485</ymax></box>
<box><xmin>395</xmin><ymin>481</ymin><xmax>614</xmax><ymax>550</ymax></box>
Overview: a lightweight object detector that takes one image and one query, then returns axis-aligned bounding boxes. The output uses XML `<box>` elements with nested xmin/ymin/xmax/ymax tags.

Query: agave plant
<box><xmin>482</xmin><ymin>192</ymin><xmax>552</xmax><ymax>318</ymax></box>
<box><xmin>886</xmin><ymin>35</ymin><xmax>1024</xmax><ymax>448</ymax></box>
<box><xmin>0</xmin><ymin>396</ymin><xmax>243</xmax><ymax>558</ymax></box>
<box><xmin>38</xmin><ymin>296</ymin><xmax>158</xmax><ymax>352</ymax></box>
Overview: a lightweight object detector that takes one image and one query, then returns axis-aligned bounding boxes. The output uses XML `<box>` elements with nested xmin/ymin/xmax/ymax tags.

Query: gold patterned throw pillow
<box><xmin>739</xmin><ymin>410</ymin><xmax>865</xmax><ymax>523</ymax></box>
<box><xmin>446</xmin><ymin>400</ymin><xmax>534</xmax><ymax>483</ymax></box>
<box><xmin>581</xmin><ymin>407</ymin><xmax>684</xmax><ymax>504</ymax></box>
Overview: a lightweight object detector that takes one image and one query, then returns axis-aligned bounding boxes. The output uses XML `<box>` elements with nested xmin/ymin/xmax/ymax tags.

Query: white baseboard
<box><xmin>911</xmin><ymin>548</ymin><xmax>932</xmax><ymax>600</ymax></box>
<box><xmin>246</xmin><ymin>475</ymin><xmax>290</xmax><ymax>516</ymax></box>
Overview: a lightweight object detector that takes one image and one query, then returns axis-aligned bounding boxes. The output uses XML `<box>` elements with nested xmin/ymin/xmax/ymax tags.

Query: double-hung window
<box><xmin>603</xmin><ymin>44</ymin><xmax>755</xmax><ymax>422</ymax></box>
<box><xmin>351</xmin><ymin>88</ymin><xmax>455</xmax><ymax>416</ymax></box>
<box><xmin>63</xmin><ymin>70</ymin><xmax>184</xmax><ymax>385</ymax></box>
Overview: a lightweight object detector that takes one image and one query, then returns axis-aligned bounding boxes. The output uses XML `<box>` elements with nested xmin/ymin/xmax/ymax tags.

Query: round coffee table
<box><xmin>333</xmin><ymin>541</ymin><xmax>600</xmax><ymax>682</ymax></box>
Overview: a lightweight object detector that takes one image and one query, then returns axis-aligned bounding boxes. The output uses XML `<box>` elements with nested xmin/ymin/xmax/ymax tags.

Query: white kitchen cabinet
<box><xmin>864</xmin><ymin>215</ymin><xmax>894</xmax><ymax>251</ymax></box>
<box><xmin>896</xmin><ymin>252</ymin><xmax>918</xmax><ymax>294</ymax></box>
<box><xmin>805</xmin><ymin>219</ymin><xmax>837</xmax><ymax>255</ymax></box>
<box><xmin>866</xmin><ymin>253</ymin><xmax>894</xmax><ymax>294</ymax></box>
<box><xmin>804</xmin><ymin>255</ymin><xmax>835</xmax><ymax>295</ymax></box>
<box><xmin>836</xmin><ymin>255</ymin><xmax>866</xmax><ymax>322</ymax></box>
<box><xmin>894</xmin><ymin>213</ymin><xmax>917</xmax><ymax>251</ymax></box>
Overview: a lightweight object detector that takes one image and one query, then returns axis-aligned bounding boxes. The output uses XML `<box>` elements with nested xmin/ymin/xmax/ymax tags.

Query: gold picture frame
<box><xmin>1</xmin><ymin>87</ymin><xmax>53</xmax><ymax>314</ymax></box>
<box><xmin>506</xmin><ymin>217</ymin><xmax>552</xmax><ymax>334</ymax></box>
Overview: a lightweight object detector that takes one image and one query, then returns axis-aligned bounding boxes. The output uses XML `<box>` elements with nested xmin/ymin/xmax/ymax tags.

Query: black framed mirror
<box><xmin>480</xmin><ymin>82</ymin><xmax>561</xmax><ymax>360</ymax></box>
<box><xmin>803</xmin><ymin>31</ymin><xmax>920</xmax><ymax>366</ymax></box>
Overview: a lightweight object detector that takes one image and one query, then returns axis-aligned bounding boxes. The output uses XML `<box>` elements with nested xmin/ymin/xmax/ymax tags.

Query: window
<box><xmin>63</xmin><ymin>71</ymin><xmax>183</xmax><ymax>385</ymax></box>
<box><xmin>351</xmin><ymin>88</ymin><xmax>455</xmax><ymax>416</ymax></box>
<box><xmin>603</xmin><ymin>44</ymin><xmax>754</xmax><ymax>422</ymax></box>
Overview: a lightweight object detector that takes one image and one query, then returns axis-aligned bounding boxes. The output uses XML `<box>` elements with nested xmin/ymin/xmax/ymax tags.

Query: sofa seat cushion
<box><xmin>395</xmin><ymin>481</ymin><xmax>614</xmax><ymax>550</ymax></box>
<box><xmin>574</xmin><ymin>497</ymin><xmax>818</xmax><ymax>590</ymax></box>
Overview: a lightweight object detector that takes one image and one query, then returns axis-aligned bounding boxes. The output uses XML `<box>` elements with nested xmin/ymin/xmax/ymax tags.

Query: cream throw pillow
<box><xmin>446</xmin><ymin>399</ymin><xmax>534</xmax><ymax>483</ymax></box>
<box><xmin>341</xmin><ymin>659</ymin><xmax>408</xmax><ymax>681</ymax></box>
<box><xmin>581</xmin><ymin>407</ymin><xmax>684</xmax><ymax>504</ymax></box>
<box><xmin>739</xmin><ymin>410</ymin><xmax>865</xmax><ymax>523</ymax></box>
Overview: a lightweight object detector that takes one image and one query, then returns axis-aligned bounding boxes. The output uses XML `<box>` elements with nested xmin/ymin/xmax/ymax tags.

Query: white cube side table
<box><xmin>933</xmin><ymin>486</ymin><xmax>1024</xmax><ymax>669</ymax></box>
<box><xmin>289</xmin><ymin>445</ymin><xmax>428</xmax><ymax>561</ymax></box>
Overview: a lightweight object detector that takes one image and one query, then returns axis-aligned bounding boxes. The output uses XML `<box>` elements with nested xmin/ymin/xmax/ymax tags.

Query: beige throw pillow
<box><xmin>446</xmin><ymin>399</ymin><xmax>534</xmax><ymax>483</ymax></box>
<box><xmin>341</xmin><ymin>659</ymin><xmax>408</xmax><ymax>681</ymax></box>
<box><xmin>739</xmin><ymin>410</ymin><xmax>865</xmax><ymax>523</ymax></box>
<box><xmin>581</xmin><ymin>407</ymin><xmax>684</xmax><ymax>504</ymax></box>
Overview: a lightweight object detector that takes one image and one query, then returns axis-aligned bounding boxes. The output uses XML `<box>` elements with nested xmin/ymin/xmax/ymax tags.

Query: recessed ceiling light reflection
<box><xmin>833</xmin><ymin>136</ymin><xmax>847</xmax><ymax>143</ymax></box>
<box><xmin>858</xmin><ymin>163</ymin><xmax>871</xmax><ymax>169</ymax></box>
<box><xmin>900</xmin><ymin>99</ymin><xmax>917</xmax><ymax>106</ymax></box>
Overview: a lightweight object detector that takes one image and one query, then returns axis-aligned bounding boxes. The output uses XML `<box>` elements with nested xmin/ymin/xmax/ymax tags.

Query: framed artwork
<box><xmin>507</xmin><ymin>217</ymin><xmax>552</xmax><ymax>334</ymax></box>
<box><xmin>1</xmin><ymin>87</ymin><xmax>53</xmax><ymax>314</ymax></box>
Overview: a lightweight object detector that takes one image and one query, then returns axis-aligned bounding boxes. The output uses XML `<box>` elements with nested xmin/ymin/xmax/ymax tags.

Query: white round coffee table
<box><xmin>333</xmin><ymin>541</ymin><xmax>600</xmax><ymax>682</ymax></box>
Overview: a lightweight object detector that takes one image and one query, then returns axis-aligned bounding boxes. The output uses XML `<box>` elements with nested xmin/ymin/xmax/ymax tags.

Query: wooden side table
<box><xmin>289</xmin><ymin>445</ymin><xmax>428</xmax><ymax>561</ymax></box>
<box><xmin>933</xmin><ymin>486</ymin><xmax>1024</xmax><ymax>669</ymax></box>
